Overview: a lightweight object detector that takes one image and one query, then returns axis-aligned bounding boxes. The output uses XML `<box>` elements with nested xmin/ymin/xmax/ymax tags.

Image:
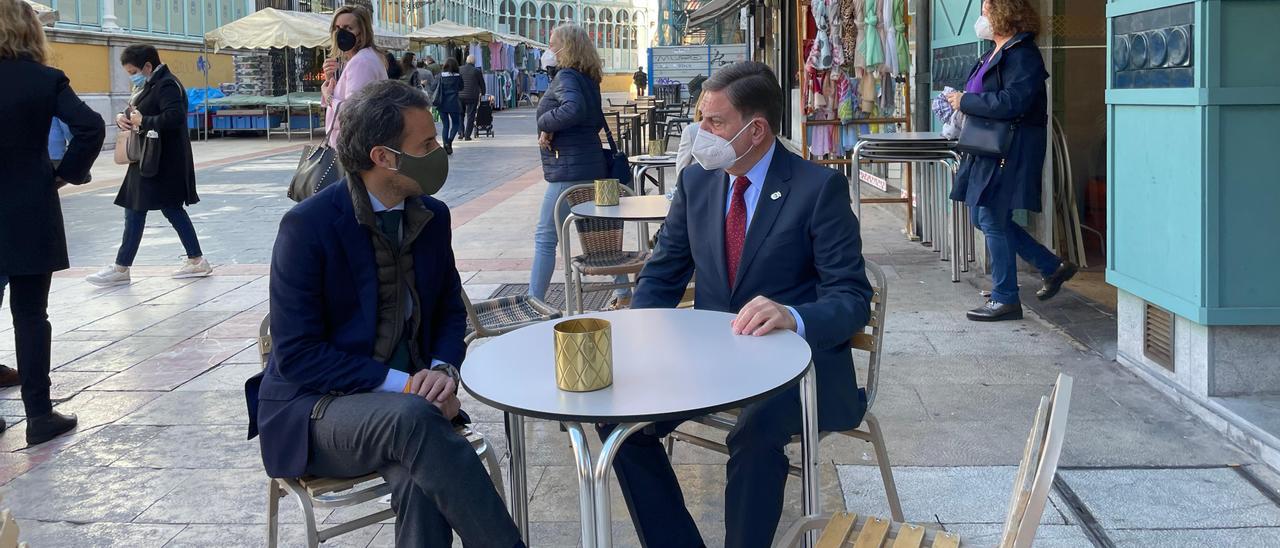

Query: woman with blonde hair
<box><xmin>944</xmin><ymin>0</ymin><xmax>1073</xmax><ymax>321</ymax></box>
<box><xmin>321</xmin><ymin>5</ymin><xmax>386</xmax><ymax>147</ymax></box>
<box><xmin>0</xmin><ymin>0</ymin><xmax>105</xmax><ymax>444</ymax></box>
<box><xmin>529</xmin><ymin>23</ymin><xmax>631</xmax><ymax>307</ymax></box>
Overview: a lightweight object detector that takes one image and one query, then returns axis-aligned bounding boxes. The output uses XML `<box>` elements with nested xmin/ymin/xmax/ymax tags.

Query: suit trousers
<box><xmin>6</xmin><ymin>273</ymin><xmax>54</xmax><ymax>417</ymax></box>
<box><xmin>598</xmin><ymin>385</ymin><xmax>803</xmax><ymax>548</ymax></box>
<box><xmin>305</xmin><ymin>392</ymin><xmax>520</xmax><ymax>548</ymax></box>
<box><xmin>462</xmin><ymin>99</ymin><xmax>480</xmax><ymax>139</ymax></box>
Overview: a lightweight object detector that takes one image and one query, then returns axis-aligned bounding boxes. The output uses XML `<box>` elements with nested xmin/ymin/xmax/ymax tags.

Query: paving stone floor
<box><xmin>0</xmin><ymin>105</ymin><xmax>1275</xmax><ymax>546</ymax></box>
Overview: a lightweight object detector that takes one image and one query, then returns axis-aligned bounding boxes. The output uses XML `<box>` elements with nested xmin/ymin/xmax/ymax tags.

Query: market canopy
<box><xmin>204</xmin><ymin>8</ymin><xmax>410</xmax><ymax>52</ymax></box>
<box><xmin>408</xmin><ymin>19</ymin><xmax>545</xmax><ymax>49</ymax></box>
<box><xmin>687</xmin><ymin>0</ymin><xmax>749</xmax><ymax>29</ymax></box>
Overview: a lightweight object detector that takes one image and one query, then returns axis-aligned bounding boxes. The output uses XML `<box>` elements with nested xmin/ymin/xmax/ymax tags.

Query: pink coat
<box><xmin>324</xmin><ymin>47</ymin><xmax>387</xmax><ymax>147</ymax></box>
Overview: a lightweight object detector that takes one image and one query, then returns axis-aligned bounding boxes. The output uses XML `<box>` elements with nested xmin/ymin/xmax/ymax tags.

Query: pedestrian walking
<box><xmin>434</xmin><ymin>58</ymin><xmax>464</xmax><ymax>155</ymax></box>
<box><xmin>0</xmin><ymin>0</ymin><xmax>105</xmax><ymax>443</ymax></box>
<box><xmin>385</xmin><ymin>51</ymin><xmax>402</xmax><ymax>80</ymax></box>
<box><xmin>945</xmin><ymin>0</ymin><xmax>1075</xmax><ymax>322</ymax></box>
<box><xmin>320</xmin><ymin>5</ymin><xmax>387</xmax><ymax>149</ymax></box>
<box><xmin>633</xmin><ymin>66</ymin><xmax>647</xmax><ymax>97</ymax></box>
<box><xmin>416</xmin><ymin>60</ymin><xmax>436</xmax><ymax>98</ymax></box>
<box><xmin>86</xmin><ymin>45</ymin><xmax>211</xmax><ymax>287</ymax></box>
<box><xmin>397</xmin><ymin>52</ymin><xmax>420</xmax><ymax>87</ymax></box>
<box><xmin>458</xmin><ymin>54</ymin><xmax>485</xmax><ymax>141</ymax></box>
<box><xmin>530</xmin><ymin>24</ymin><xmax>631</xmax><ymax>308</ymax></box>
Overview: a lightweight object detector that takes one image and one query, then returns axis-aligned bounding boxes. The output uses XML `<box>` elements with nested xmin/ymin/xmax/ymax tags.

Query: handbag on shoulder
<box><xmin>288</xmin><ymin>100</ymin><xmax>343</xmax><ymax>202</ymax></box>
<box><xmin>955</xmin><ymin>114</ymin><xmax>1016</xmax><ymax>158</ymax></box>
<box><xmin>287</xmin><ymin>141</ymin><xmax>342</xmax><ymax>202</ymax></box>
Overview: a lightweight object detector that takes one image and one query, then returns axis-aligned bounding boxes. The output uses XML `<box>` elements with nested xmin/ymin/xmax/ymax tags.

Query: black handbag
<box><xmin>601</xmin><ymin>122</ymin><xmax>633</xmax><ymax>186</ymax></box>
<box><xmin>955</xmin><ymin>115</ymin><xmax>1017</xmax><ymax>158</ymax></box>
<box><xmin>287</xmin><ymin>142</ymin><xmax>342</xmax><ymax>202</ymax></box>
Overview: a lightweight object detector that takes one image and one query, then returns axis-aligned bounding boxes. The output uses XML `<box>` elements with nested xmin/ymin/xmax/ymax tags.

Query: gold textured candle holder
<box><xmin>594</xmin><ymin>179</ymin><xmax>620</xmax><ymax>206</ymax></box>
<box><xmin>553</xmin><ymin>318</ymin><xmax>613</xmax><ymax>392</ymax></box>
<box><xmin>648</xmin><ymin>139</ymin><xmax>666</xmax><ymax>157</ymax></box>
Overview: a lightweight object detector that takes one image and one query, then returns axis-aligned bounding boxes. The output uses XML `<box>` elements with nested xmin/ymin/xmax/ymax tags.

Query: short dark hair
<box><xmin>443</xmin><ymin>58</ymin><xmax>459</xmax><ymax>72</ymax></box>
<box><xmin>336</xmin><ymin>80</ymin><xmax>431</xmax><ymax>174</ymax></box>
<box><xmin>120</xmin><ymin>44</ymin><xmax>161</xmax><ymax>69</ymax></box>
<box><xmin>702</xmin><ymin>61</ymin><xmax>783</xmax><ymax>135</ymax></box>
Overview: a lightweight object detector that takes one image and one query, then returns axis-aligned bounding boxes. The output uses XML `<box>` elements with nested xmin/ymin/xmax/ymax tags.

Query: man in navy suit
<box><xmin>599</xmin><ymin>62</ymin><xmax>874</xmax><ymax>547</ymax></box>
<box><xmin>244</xmin><ymin>81</ymin><xmax>521</xmax><ymax>547</ymax></box>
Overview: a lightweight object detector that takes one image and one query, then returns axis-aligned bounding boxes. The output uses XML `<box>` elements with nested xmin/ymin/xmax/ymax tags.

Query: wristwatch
<box><xmin>430</xmin><ymin>362</ymin><xmax>461</xmax><ymax>391</ymax></box>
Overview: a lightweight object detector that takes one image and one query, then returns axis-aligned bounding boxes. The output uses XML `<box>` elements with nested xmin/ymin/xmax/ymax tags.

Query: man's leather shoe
<box><xmin>0</xmin><ymin>364</ymin><xmax>18</xmax><ymax>388</ymax></box>
<box><xmin>1037</xmin><ymin>261</ymin><xmax>1078</xmax><ymax>301</ymax></box>
<box><xmin>0</xmin><ymin>417</ymin><xmax>6</xmax><ymax>434</ymax></box>
<box><xmin>966</xmin><ymin>300</ymin><xmax>1024</xmax><ymax>322</ymax></box>
<box><xmin>26</xmin><ymin>411</ymin><xmax>77</xmax><ymax>446</ymax></box>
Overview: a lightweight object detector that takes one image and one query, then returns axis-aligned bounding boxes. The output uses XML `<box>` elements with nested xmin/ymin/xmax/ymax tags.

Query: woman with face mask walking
<box><xmin>944</xmin><ymin>0</ymin><xmax>1075</xmax><ymax>322</ymax></box>
<box><xmin>530</xmin><ymin>24</ymin><xmax>631</xmax><ymax>308</ymax></box>
<box><xmin>86</xmin><ymin>44</ymin><xmax>210</xmax><ymax>286</ymax></box>
<box><xmin>320</xmin><ymin>6</ymin><xmax>387</xmax><ymax>149</ymax></box>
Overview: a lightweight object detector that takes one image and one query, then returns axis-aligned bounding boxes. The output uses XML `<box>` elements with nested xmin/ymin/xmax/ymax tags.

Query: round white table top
<box><xmin>570</xmin><ymin>195</ymin><xmax>671</xmax><ymax>221</ymax></box>
<box><xmin>631</xmin><ymin>154</ymin><xmax>677</xmax><ymax>165</ymax></box>
<box><xmin>461</xmin><ymin>308</ymin><xmax>813</xmax><ymax>423</ymax></box>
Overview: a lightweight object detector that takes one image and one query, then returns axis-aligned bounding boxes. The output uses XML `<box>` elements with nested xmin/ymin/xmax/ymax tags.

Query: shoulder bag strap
<box><xmin>569</xmin><ymin>70</ymin><xmax>620</xmax><ymax>154</ymax></box>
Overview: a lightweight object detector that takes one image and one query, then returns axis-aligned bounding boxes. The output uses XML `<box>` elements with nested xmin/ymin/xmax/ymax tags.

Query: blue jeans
<box><xmin>441</xmin><ymin>111</ymin><xmax>462</xmax><ymax>145</ymax></box>
<box><xmin>529</xmin><ymin>181</ymin><xmax>630</xmax><ymax>301</ymax></box>
<box><xmin>115</xmin><ymin>207</ymin><xmax>204</xmax><ymax>267</ymax></box>
<box><xmin>975</xmin><ymin>206</ymin><xmax>1061</xmax><ymax>305</ymax></box>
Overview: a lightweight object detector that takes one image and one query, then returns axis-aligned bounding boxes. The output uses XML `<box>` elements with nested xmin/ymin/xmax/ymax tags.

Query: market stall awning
<box><xmin>24</xmin><ymin>0</ymin><xmax>57</xmax><ymax>25</ymax></box>
<box><xmin>204</xmin><ymin>8</ymin><xmax>410</xmax><ymax>52</ymax></box>
<box><xmin>687</xmin><ymin>0</ymin><xmax>748</xmax><ymax>29</ymax></box>
<box><xmin>408</xmin><ymin>19</ymin><xmax>545</xmax><ymax>49</ymax></box>
<box><xmin>407</xmin><ymin>19</ymin><xmax>499</xmax><ymax>46</ymax></box>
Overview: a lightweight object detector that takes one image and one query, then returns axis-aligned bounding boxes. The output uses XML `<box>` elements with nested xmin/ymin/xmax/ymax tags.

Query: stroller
<box><xmin>474</xmin><ymin>96</ymin><xmax>495</xmax><ymax>138</ymax></box>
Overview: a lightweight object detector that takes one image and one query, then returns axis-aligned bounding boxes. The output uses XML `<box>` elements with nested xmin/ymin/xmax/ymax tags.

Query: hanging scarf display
<box><xmin>851</xmin><ymin>0</ymin><xmax>868</xmax><ymax>70</ymax></box>
<box><xmin>881</xmin><ymin>0</ymin><xmax>899</xmax><ymax>74</ymax></box>
<box><xmin>808</xmin><ymin>0</ymin><xmax>834</xmax><ymax>70</ymax></box>
<box><xmin>861</xmin><ymin>0</ymin><xmax>884</xmax><ymax>72</ymax></box>
<box><xmin>840</xmin><ymin>0</ymin><xmax>858</xmax><ymax>66</ymax></box>
<box><xmin>894</xmin><ymin>0</ymin><xmax>910</xmax><ymax>74</ymax></box>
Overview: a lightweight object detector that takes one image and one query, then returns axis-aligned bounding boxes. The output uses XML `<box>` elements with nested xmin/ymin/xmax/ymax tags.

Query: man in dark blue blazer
<box><xmin>599</xmin><ymin>62</ymin><xmax>874</xmax><ymax>547</ymax></box>
<box><xmin>244</xmin><ymin>81</ymin><xmax>520</xmax><ymax>547</ymax></box>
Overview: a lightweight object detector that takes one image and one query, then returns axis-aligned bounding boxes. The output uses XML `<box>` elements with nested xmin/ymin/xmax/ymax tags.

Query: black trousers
<box><xmin>598</xmin><ymin>386</ymin><xmax>803</xmax><ymax>548</ymax></box>
<box><xmin>306</xmin><ymin>392</ymin><xmax>520</xmax><ymax>548</ymax></box>
<box><xmin>462</xmin><ymin>99</ymin><xmax>480</xmax><ymax>139</ymax></box>
<box><xmin>7</xmin><ymin>273</ymin><xmax>53</xmax><ymax>417</ymax></box>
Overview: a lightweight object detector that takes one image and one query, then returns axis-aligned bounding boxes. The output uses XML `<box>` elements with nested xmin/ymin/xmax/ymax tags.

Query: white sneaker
<box><xmin>172</xmin><ymin>257</ymin><xmax>213</xmax><ymax>279</ymax></box>
<box><xmin>86</xmin><ymin>265</ymin><xmax>131</xmax><ymax>287</ymax></box>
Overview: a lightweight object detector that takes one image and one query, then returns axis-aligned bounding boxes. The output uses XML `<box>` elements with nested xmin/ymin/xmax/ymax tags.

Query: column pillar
<box><xmin>101</xmin><ymin>0</ymin><xmax>122</xmax><ymax>31</ymax></box>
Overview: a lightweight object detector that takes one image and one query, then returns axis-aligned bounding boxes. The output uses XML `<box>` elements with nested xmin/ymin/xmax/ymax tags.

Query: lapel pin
<box><xmin>770</xmin><ymin>191</ymin><xmax>782</xmax><ymax>201</ymax></box>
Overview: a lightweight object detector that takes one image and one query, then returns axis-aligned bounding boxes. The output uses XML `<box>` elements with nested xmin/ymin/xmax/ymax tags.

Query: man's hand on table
<box><xmin>731</xmin><ymin>296</ymin><xmax>797</xmax><ymax>336</ymax></box>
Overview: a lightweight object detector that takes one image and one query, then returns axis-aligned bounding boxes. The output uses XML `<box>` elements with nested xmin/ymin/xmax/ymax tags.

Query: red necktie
<box><xmin>725</xmin><ymin>176</ymin><xmax>751</xmax><ymax>287</ymax></box>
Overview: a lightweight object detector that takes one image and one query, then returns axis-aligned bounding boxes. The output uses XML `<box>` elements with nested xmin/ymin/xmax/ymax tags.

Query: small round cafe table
<box><xmin>629</xmin><ymin>154</ymin><xmax>677</xmax><ymax>196</ymax></box>
<box><xmin>560</xmin><ymin>196</ymin><xmax>672</xmax><ymax>313</ymax></box>
<box><xmin>461</xmin><ymin>308</ymin><xmax>820</xmax><ymax>548</ymax></box>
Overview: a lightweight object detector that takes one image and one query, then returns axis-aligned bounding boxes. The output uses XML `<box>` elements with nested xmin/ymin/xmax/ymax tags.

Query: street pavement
<box><xmin>2</xmin><ymin>103</ymin><xmax>1279</xmax><ymax>547</ymax></box>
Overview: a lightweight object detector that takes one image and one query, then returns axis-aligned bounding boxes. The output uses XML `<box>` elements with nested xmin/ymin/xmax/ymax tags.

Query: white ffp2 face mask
<box><xmin>974</xmin><ymin>15</ymin><xmax>995</xmax><ymax>40</ymax></box>
<box><xmin>690</xmin><ymin>119</ymin><xmax>760</xmax><ymax>171</ymax></box>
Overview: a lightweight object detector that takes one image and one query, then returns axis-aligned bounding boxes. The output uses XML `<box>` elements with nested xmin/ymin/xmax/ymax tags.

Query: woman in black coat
<box><xmin>0</xmin><ymin>0</ymin><xmax>105</xmax><ymax>444</ymax></box>
<box><xmin>434</xmin><ymin>57</ymin><xmax>464</xmax><ymax>154</ymax></box>
<box><xmin>86</xmin><ymin>44</ymin><xmax>211</xmax><ymax>288</ymax></box>
<box><xmin>945</xmin><ymin>0</ymin><xmax>1075</xmax><ymax>322</ymax></box>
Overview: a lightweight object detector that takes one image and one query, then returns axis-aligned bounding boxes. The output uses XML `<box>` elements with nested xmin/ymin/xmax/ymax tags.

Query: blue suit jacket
<box><xmin>635</xmin><ymin>142</ymin><xmax>872</xmax><ymax>430</ymax></box>
<box><xmin>244</xmin><ymin>180</ymin><xmax>467</xmax><ymax>479</ymax></box>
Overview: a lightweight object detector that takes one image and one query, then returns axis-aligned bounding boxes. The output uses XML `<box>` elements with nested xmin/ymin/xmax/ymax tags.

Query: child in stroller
<box><xmin>474</xmin><ymin>95</ymin><xmax>495</xmax><ymax>138</ymax></box>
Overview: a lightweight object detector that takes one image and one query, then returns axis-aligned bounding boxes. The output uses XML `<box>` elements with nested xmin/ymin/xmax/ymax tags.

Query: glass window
<box><xmin>77</xmin><ymin>0</ymin><xmax>101</xmax><ymax>25</ymax></box>
<box><xmin>220</xmin><ymin>0</ymin><xmax>232</xmax><ymax>26</ymax></box>
<box><xmin>170</xmin><ymin>0</ymin><xmax>185</xmax><ymax>33</ymax></box>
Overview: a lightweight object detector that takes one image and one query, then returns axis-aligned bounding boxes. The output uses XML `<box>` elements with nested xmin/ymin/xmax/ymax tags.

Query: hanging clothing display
<box><xmin>881</xmin><ymin>0</ymin><xmax>899</xmax><ymax>75</ymax></box>
<box><xmin>893</xmin><ymin>0</ymin><xmax>909</xmax><ymax>74</ymax></box>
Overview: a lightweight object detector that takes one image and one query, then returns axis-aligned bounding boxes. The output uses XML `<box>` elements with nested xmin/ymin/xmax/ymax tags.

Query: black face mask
<box><xmin>335</xmin><ymin>28</ymin><xmax>358</xmax><ymax>52</ymax></box>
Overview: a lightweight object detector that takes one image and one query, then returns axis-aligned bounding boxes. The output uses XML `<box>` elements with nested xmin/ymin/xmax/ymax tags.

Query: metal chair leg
<box><xmin>281</xmin><ymin>480</ymin><xmax>321</xmax><ymax>548</ymax></box>
<box><xmin>480</xmin><ymin>441</ymin><xmax>507</xmax><ymax>504</ymax></box>
<box><xmin>266</xmin><ymin>479</ymin><xmax>281</xmax><ymax>548</ymax></box>
<box><xmin>865</xmin><ymin>413</ymin><xmax>904</xmax><ymax>522</ymax></box>
<box><xmin>663</xmin><ymin>435</ymin><xmax>675</xmax><ymax>457</ymax></box>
